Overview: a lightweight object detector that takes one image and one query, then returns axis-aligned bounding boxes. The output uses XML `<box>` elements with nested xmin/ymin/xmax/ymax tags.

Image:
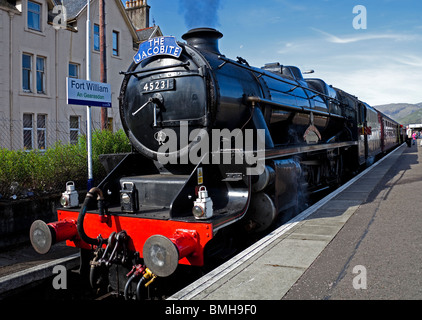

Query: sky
<box><xmin>125</xmin><ymin>0</ymin><xmax>422</xmax><ymax>106</ymax></box>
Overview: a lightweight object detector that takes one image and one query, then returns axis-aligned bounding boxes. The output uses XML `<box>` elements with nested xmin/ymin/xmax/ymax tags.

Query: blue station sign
<box><xmin>133</xmin><ymin>36</ymin><xmax>182</xmax><ymax>64</ymax></box>
<box><xmin>66</xmin><ymin>78</ymin><xmax>112</xmax><ymax>108</ymax></box>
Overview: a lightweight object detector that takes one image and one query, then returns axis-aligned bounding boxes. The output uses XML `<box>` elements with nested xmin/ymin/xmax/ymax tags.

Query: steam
<box><xmin>179</xmin><ymin>0</ymin><xmax>221</xmax><ymax>29</ymax></box>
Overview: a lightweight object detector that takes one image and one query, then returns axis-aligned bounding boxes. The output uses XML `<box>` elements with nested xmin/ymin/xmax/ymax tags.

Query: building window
<box><xmin>28</xmin><ymin>1</ymin><xmax>41</xmax><ymax>31</ymax></box>
<box><xmin>94</xmin><ymin>24</ymin><xmax>100</xmax><ymax>51</ymax></box>
<box><xmin>107</xmin><ymin>117</ymin><xmax>114</xmax><ymax>132</ymax></box>
<box><xmin>69</xmin><ymin>63</ymin><xmax>79</xmax><ymax>79</ymax></box>
<box><xmin>23</xmin><ymin>113</ymin><xmax>33</xmax><ymax>150</ymax></box>
<box><xmin>36</xmin><ymin>57</ymin><xmax>45</xmax><ymax>94</ymax></box>
<box><xmin>112</xmin><ymin>31</ymin><xmax>119</xmax><ymax>56</ymax></box>
<box><xmin>70</xmin><ymin>116</ymin><xmax>80</xmax><ymax>145</ymax></box>
<box><xmin>22</xmin><ymin>54</ymin><xmax>32</xmax><ymax>92</ymax></box>
<box><xmin>37</xmin><ymin>114</ymin><xmax>46</xmax><ymax>150</ymax></box>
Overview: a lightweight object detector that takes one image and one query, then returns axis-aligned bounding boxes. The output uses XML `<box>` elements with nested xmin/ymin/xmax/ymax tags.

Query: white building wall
<box><xmin>0</xmin><ymin>0</ymin><xmax>138</xmax><ymax>150</ymax></box>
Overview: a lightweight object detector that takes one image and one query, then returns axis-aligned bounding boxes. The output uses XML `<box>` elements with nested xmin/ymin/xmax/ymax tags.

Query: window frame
<box><xmin>69</xmin><ymin>116</ymin><xmax>80</xmax><ymax>145</ymax></box>
<box><xmin>23</xmin><ymin>113</ymin><xmax>34</xmax><ymax>150</ymax></box>
<box><xmin>36</xmin><ymin>56</ymin><xmax>46</xmax><ymax>94</ymax></box>
<box><xmin>22</xmin><ymin>53</ymin><xmax>32</xmax><ymax>92</ymax></box>
<box><xmin>27</xmin><ymin>1</ymin><xmax>41</xmax><ymax>32</ymax></box>
<box><xmin>69</xmin><ymin>62</ymin><xmax>79</xmax><ymax>79</ymax></box>
<box><xmin>94</xmin><ymin>24</ymin><xmax>100</xmax><ymax>51</ymax></box>
<box><xmin>112</xmin><ymin>30</ymin><xmax>119</xmax><ymax>56</ymax></box>
<box><xmin>36</xmin><ymin>114</ymin><xmax>47</xmax><ymax>150</ymax></box>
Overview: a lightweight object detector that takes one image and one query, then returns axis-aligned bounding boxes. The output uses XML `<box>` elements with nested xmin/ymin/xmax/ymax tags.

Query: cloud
<box><xmin>277</xmin><ymin>41</ymin><xmax>307</xmax><ymax>54</ymax></box>
<box><xmin>313</xmin><ymin>59</ymin><xmax>422</xmax><ymax>105</ymax></box>
<box><xmin>273</xmin><ymin>46</ymin><xmax>422</xmax><ymax>105</ymax></box>
<box><xmin>275</xmin><ymin>0</ymin><xmax>307</xmax><ymax>11</ymax></box>
<box><xmin>394</xmin><ymin>55</ymin><xmax>422</xmax><ymax>68</ymax></box>
<box><xmin>311</xmin><ymin>28</ymin><xmax>414</xmax><ymax>44</ymax></box>
<box><xmin>245</xmin><ymin>26</ymin><xmax>422</xmax><ymax>106</ymax></box>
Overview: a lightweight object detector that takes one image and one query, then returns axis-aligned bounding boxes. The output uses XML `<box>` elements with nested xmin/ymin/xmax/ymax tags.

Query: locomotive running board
<box><xmin>265</xmin><ymin>141</ymin><xmax>358</xmax><ymax>160</ymax></box>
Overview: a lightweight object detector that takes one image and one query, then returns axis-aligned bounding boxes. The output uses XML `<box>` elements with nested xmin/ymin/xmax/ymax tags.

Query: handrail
<box><xmin>217</xmin><ymin>55</ymin><xmax>338</xmax><ymax>103</ymax></box>
<box><xmin>246</xmin><ymin>96</ymin><xmax>345</xmax><ymax>119</ymax></box>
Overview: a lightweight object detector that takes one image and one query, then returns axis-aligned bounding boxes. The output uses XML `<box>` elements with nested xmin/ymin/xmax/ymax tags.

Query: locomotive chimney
<box><xmin>182</xmin><ymin>27</ymin><xmax>223</xmax><ymax>55</ymax></box>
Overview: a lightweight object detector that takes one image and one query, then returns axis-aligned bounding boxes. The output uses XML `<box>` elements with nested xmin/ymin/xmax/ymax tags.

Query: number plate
<box><xmin>141</xmin><ymin>79</ymin><xmax>175</xmax><ymax>93</ymax></box>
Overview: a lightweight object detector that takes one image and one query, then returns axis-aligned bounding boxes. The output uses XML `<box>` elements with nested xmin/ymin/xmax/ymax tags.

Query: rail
<box><xmin>246</xmin><ymin>96</ymin><xmax>345</xmax><ymax>119</ymax></box>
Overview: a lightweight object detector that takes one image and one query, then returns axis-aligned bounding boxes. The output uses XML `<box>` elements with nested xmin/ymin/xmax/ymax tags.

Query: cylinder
<box><xmin>30</xmin><ymin>220</ymin><xmax>77</xmax><ymax>254</ymax></box>
<box><xmin>252</xmin><ymin>165</ymin><xmax>275</xmax><ymax>192</ymax></box>
<box><xmin>244</xmin><ymin>192</ymin><xmax>276</xmax><ymax>233</ymax></box>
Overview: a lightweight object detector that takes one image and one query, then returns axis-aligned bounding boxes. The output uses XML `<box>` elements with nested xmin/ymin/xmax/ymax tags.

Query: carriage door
<box><xmin>358</xmin><ymin>102</ymin><xmax>368</xmax><ymax>165</ymax></box>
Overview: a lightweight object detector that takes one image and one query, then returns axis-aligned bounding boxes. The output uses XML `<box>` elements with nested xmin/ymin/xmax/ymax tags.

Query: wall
<box><xmin>0</xmin><ymin>194</ymin><xmax>61</xmax><ymax>249</ymax></box>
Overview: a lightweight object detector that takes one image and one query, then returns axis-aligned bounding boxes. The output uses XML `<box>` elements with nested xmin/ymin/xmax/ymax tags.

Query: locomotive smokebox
<box><xmin>182</xmin><ymin>27</ymin><xmax>223</xmax><ymax>54</ymax></box>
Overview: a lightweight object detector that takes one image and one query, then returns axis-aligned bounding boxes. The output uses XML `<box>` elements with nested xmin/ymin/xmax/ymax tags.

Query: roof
<box><xmin>46</xmin><ymin>0</ymin><xmax>139</xmax><ymax>42</ymax></box>
<box><xmin>53</xmin><ymin>0</ymin><xmax>88</xmax><ymax>21</ymax></box>
<box><xmin>136</xmin><ymin>25</ymin><xmax>163</xmax><ymax>43</ymax></box>
<box><xmin>47</xmin><ymin>0</ymin><xmax>87</xmax><ymax>24</ymax></box>
<box><xmin>0</xmin><ymin>0</ymin><xmax>20</xmax><ymax>13</ymax></box>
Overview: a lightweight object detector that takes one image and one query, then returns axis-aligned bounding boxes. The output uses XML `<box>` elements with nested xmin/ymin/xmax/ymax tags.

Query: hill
<box><xmin>374</xmin><ymin>103</ymin><xmax>422</xmax><ymax>125</ymax></box>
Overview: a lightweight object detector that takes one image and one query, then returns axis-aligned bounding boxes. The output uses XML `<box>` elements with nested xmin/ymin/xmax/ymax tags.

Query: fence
<box><xmin>0</xmin><ymin>116</ymin><xmax>105</xmax><ymax>151</ymax></box>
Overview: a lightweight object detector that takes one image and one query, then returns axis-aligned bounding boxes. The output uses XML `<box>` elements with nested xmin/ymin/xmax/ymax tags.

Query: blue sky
<box><xmin>125</xmin><ymin>0</ymin><xmax>422</xmax><ymax>105</ymax></box>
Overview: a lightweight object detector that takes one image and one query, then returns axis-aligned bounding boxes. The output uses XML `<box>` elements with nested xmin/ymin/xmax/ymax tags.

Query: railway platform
<box><xmin>0</xmin><ymin>242</ymin><xmax>78</xmax><ymax>298</ymax></box>
<box><xmin>170</xmin><ymin>142</ymin><xmax>422</xmax><ymax>300</ymax></box>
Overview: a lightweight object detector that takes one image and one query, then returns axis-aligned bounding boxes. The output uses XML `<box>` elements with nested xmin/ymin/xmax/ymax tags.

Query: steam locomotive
<box><xmin>29</xmin><ymin>28</ymin><xmax>403</xmax><ymax>298</ymax></box>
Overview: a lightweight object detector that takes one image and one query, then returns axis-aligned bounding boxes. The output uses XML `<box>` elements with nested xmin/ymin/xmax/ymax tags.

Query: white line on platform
<box><xmin>0</xmin><ymin>253</ymin><xmax>80</xmax><ymax>294</ymax></box>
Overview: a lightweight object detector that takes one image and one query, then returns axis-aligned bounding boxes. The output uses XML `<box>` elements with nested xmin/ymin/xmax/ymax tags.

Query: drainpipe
<box><xmin>8</xmin><ymin>11</ymin><xmax>14</xmax><ymax>149</ymax></box>
<box><xmin>55</xmin><ymin>28</ymin><xmax>59</xmax><ymax>146</ymax></box>
<box><xmin>99</xmin><ymin>0</ymin><xmax>107</xmax><ymax>130</ymax></box>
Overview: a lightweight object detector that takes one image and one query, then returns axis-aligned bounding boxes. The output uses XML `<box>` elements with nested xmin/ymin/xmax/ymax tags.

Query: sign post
<box><xmin>66</xmin><ymin>76</ymin><xmax>112</xmax><ymax>190</ymax></box>
<box><xmin>86</xmin><ymin>0</ymin><xmax>93</xmax><ymax>190</ymax></box>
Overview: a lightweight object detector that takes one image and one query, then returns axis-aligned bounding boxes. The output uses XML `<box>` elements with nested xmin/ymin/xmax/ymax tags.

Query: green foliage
<box><xmin>78</xmin><ymin>129</ymin><xmax>131</xmax><ymax>179</ymax></box>
<box><xmin>398</xmin><ymin>108</ymin><xmax>422</xmax><ymax>126</ymax></box>
<box><xmin>0</xmin><ymin>129</ymin><xmax>130</xmax><ymax>199</ymax></box>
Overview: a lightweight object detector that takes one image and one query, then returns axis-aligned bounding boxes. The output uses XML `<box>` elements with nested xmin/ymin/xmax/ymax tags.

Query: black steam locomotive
<box><xmin>30</xmin><ymin>28</ymin><xmax>403</xmax><ymax>298</ymax></box>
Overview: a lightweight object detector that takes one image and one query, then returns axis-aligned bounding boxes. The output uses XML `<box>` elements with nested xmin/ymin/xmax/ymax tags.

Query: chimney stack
<box><xmin>125</xmin><ymin>0</ymin><xmax>150</xmax><ymax>30</ymax></box>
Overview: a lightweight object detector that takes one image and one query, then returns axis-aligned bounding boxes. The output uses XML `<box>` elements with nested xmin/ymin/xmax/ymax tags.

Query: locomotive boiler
<box><xmin>29</xmin><ymin>28</ymin><xmax>401</xmax><ymax>298</ymax></box>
